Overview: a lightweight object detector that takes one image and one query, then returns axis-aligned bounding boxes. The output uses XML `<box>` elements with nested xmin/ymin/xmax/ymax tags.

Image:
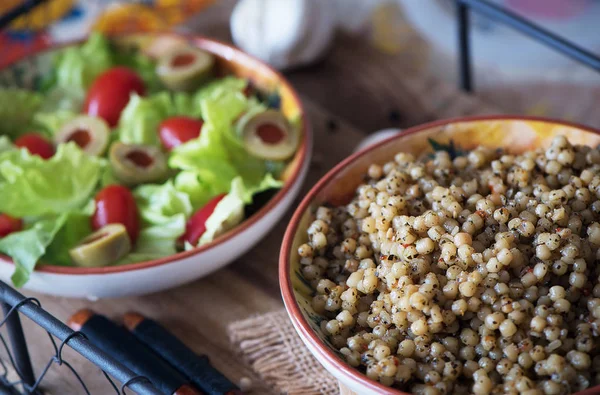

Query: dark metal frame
<box><xmin>0</xmin><ymin>282</ymin><xmax>160</xmax><ymax>394</ymax></box>
<box><xmin>456</xmin><ymin>0</ymin><xmax>600</xmax><ymax>92</ymax></box>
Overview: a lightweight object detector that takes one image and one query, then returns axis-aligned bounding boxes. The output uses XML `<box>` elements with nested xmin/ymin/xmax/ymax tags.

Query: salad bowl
<box><xmin>280</xmin><ymin>116</ymin><xmax>600</xmax><ymax>395</ymax></box>
<box><xmin>0</xmin><ymin>33</ymin><xmax>311</xmax><ymax>298</ymax></box>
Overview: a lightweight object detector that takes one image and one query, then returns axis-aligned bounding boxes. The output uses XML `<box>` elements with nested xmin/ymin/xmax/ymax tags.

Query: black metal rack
<box><xmin>456</xmin><ymin>0</ymin><xmax>600</xmax><ymax>92</ymax></box>
<box><xmin>0</xmin><ymin>281</ymin><xmax>160</xmax><ymax>394</ymax></box>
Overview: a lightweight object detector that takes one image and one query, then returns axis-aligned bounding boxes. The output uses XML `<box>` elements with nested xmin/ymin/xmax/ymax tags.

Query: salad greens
<box><xmin>0</xmin><ymin>143</ymin><xmax>104</xmax><ymax>217</ymax></box>
<box><xmin>0</xmin><ymin>33</ymin><xmax>294</xmax><ymax>286</ymax></box>
<box><xmin>118</xmin><ymin>93</ymin><xmax>173</xmax><ymax>146</ymax></box>
<box><xmin>0</xmin><ymin>89</ymin><xmax>43</xmax><ymax>138</ymax></box>
<box><xmin>0</xmin><ymin>214</ymin><xmax>69</xmax><ymax>287</ymax></box>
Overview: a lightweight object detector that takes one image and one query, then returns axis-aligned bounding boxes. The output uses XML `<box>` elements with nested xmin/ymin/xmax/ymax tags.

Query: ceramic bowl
<box><xmin>280</xmin><ymin>116</ymin><xmax>600</xmax><ymax>395</ymax></box>
<box><xmin>0</xmin><ymin>33</ymin><xmax>311</xmax><ymax>299</ymax></box>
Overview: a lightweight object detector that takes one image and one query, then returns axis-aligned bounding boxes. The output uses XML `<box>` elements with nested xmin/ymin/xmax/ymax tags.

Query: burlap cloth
<box><xmin>229</xmin><ymin>310</ymin><xmax>338</xmax><ymax>395</ymax></box>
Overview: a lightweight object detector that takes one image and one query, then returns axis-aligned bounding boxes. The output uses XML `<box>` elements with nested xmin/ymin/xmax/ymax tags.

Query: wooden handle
<box><xmin>124</xmin><ymin>312</ymin><xmax>241</xmax><ymax>395</ymax></box>
<box><xmin>68</xmin><ymin>309</ymin><xmax>201</xmax><ymax>395</ymax></box>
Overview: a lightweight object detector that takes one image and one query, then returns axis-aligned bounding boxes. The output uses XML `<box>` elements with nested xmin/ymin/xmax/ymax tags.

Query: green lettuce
<box><xmin>171</xmin><ymin>92</ymin><xmax>203</xmax><ymax>119</ymax></box>
<box><xmin>0</xmin><ymin>143</ymin><xmax>104</xmax><ymax>217</ymax></box>
<box><xmin>242</xmin><ymin>173</ymin><xmax>283</xmax><ymax>202</ymax></box>
<box><xmin>126</xmin><ymin>181</ymin><xmax>192</xmax><ymax>261</ymax></box>
<box><xmin>194</xmin><ymin>76</ymin><xmax>247</xmax><ymax>103</ymax></box>
<box><xmin>54</xmin><ymin>32</ymin><xmax>113</xmax><ymax>91</ymax></box>
<box><xmin>35</xmin><ymin>33</ymin><xmax>113</xmax><ymax>114</ymax></box>
<box><xmin>172</xmin><ymin>171</ymin><xmax>215</xmax><ymax>211</ymax></box>
<box><xmin>170</xmin><ymin>83</ymin><xmax>277</xmax><ymax>210</ymax></box>
<box><xmin>0</xmin><ymin>214</ymin><xmax>68</xmax><ymax>287</ymax></box>
<box><xmin>172</xmin><ymin>166</ymin><xmax>236</xmax><ymax>211</ymax></box>
<box><xmin>33</xmin><ymin>110</ymin><xmax>76</xmax><ymax>136</ymax></box>
<box><xmin>0</xmin><ymin>89</ymin><xmax>43</xmax><ymax>138</ymax></box>
<box><xmin>42</xmin><ymin>204</ymin><xmax>94</xmax><ymax>266</ymax></box>
<box><xmin>196</xmin><ymin>174</ymin><xmax>282</xmax><ymax>246</ymax></box>
<box><xmin>198</xmin><ymin>178</ymin><xmax>246</xmax><ymax>245</ymax></box>
<box><xmin>0</xmin><ymin>137</ymin><xmax>15</xmax><ymax>154</ymax></box>
<box><xmin>202</xmin><ymin>89</ymin><xmax>269</xmax><ymax>185</ymax></box>
<box><xmin>168</xmin><ymin>77</ymin><xmax>247</xmax><ymax>119</ymax></box>
<box><xmin>117</xmin><ymin>93</ymin><xmax>172</xmax><ymax>146</ymax></box>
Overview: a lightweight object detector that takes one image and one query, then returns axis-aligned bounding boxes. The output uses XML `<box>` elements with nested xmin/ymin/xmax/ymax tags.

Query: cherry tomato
<box><xmin>92</xmin><ymin>185</ymin><xmax>140</xmax><ymax>243</ymax></box>
<box><xmin>14</xmin><ymin>133</ymin><xmax>54</xmax><ymax>159</ymax></box>
<box><xmin>181</xmin><ymin>194</ymin><xmax>226</xmax><ymax>246</ymax></box>
<box><xmin>158</xmin><ymin>116</ymin><xmax>204</xmax><ymax>151</ymax></box>
<box><xmin>0</xmin><ymin>214</ymin><xmax>23</xmax><ymax>238</ymax></box>
<box><xmin>83</xmin><ymin>67</ymin><xmax>145</xmax><ymax>127</ymax></box>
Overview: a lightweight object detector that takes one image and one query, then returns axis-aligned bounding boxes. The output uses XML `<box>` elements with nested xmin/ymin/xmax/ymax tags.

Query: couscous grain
<box><xmin>299</xmin><ymin>136</ymin><xmax>600</xmax><ymax>394</ymax></box>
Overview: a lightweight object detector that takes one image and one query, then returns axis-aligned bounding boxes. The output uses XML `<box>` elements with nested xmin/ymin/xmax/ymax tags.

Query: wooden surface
<box><xmin>13</xmin><ymin>2</ymin><xmax>497</xmax><ymax>394</ymax></box>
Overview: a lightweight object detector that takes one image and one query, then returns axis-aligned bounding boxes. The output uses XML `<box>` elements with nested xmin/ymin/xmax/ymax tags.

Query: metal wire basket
<box><xmin>0</xmin><ymin>281</ymin><xmax>161</xmax><ymax>394</ymax></box>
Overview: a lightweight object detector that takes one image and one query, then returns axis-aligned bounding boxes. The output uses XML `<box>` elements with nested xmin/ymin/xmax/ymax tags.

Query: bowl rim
<box><xmin>279</xmin><ymin>114</ymin><xmax>600</xmax><ymax>395</ymax></box>
<box><xmin>1</xmin><ymin>32</ymin><xmax>311</xmax><ymax>275</ymax></box>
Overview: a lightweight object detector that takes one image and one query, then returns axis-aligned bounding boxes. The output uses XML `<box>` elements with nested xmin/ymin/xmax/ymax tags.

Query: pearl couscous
<box><xmin>299</xmin><ymin>136</ymin><xmax>600</xmax><ymax>394</ymax></box>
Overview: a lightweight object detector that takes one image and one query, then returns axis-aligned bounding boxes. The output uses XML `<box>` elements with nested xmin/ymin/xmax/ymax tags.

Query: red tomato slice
<box><xmin>14</xmin><ymin>133</ymin><xmax>54</xmax><ymax>159</ymax></box>
<box><xmin>0</xmin><ymin>214</ymin><xmax>23</xmax><ymax>238</ymax></box>
<box><xmin>181</xmin><ymin>194</ymin><xmax>226</xmax><ymax>246</ymax></box>
<box><xmin>158</xmin><ymin>116</ymin><xmax>204</xmax><ymax>151</ymax></box>
<box><xmin>92</xmin><ymin>185</ymin><xmax>140</xmax><ymax>243</ymax></box>
<box><xmin>84</xmin><ymin>67</ymin><xmax>145</xmax><ymax>127</ymax></box>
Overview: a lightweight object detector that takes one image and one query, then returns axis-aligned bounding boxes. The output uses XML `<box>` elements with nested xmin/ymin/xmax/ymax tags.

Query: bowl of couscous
<box><xmin>280</xmin><ymin>116</ymin><xmax>600</xmax><ymax>395</ymax></box>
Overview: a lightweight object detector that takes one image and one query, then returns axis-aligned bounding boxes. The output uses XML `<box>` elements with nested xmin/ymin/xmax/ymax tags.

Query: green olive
<box><xmin>240</xmin><ymin>110</ymin><xmax>298</xmax><ymax>160</ymax></box>
<box><xmin>109</xmin><ymin>142</ymin><xmax>168</xmax><ymax>186</ymax></box>
<box><xmin>69</xmin><ymin>224</ymin><xmax>131</xmax><ymax>267</ymax></box>
<box><xmin>55</xmin><ymin>115</ymin><xmax>110</xmax><ymax>156</ymax></box>
<box><xmin>156</xmin><ymin>47</ymin><xmax>215</xmax><ymax>91</ymax></box>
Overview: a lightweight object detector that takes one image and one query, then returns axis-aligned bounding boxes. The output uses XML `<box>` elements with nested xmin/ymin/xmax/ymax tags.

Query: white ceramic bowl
<box><xmin>0</xmin><ymin>33</ymin><xmax>311</xmax><ymax>298</ymax></box>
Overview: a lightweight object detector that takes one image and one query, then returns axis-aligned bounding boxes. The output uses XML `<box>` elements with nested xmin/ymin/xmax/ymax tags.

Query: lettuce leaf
<box><xmin>42</xmin><ymin>205</ymin><xmax>94</xmax><ymax>266</ymax></box>
<box><xmin>242</xmin><ymin>173</ymin><xmax>283</xmax><ymax>203</ymax></box>
<box><xmin>170</xmin><ymin>84</ymin><xmax>277</xmax><ymax>210</ymax></box>
<box><xmin>0</xmin><ymin>89</ymin><xmax>43</xmax><ymax>138</ymax></box>
<box><xmin>0</xmin><ymin>143</ymin><xmax>104</xmax><ymax>217</ymax></box>
<box><xmin>198</xmin><ymin>178</ymin><xmax>245</xmax><ymax>246</ymax></box>
<box><xmin>0</xmin><ymin>200</ymin><xmax>95</xmax><ymax>285</ymax></box>
<box><xmin>172</xmin><ymin>92</ymin><xmax>203</xmax><ymax>119</ymax></box>
<box><xmin>194</xmin><ymin>76</ymin><xmax>247</xmax><ymax>102</ymax></box>
<box><xmin>201</xmin><ymin>89</ymin><xmax>268</xmax><ymax>186</ymax></box>
<box><xmin>117</xmin><ymin>93</ymin><xmax>172</xmax><ymax>146</ymax></box>
<box><xmin>54</xmin><ymin>32</ymin><xmax>113</xmax><ymax>91</ymax></box>
<box><xmin>172</xmin><ymin>171</ymin><xmax>215</xmax><ymax>211</ymax></box>
<box><xmin>196</xmin><ymin>174</ymin><xmax>283</xmax><ymax>246</ymax></box>
<box><xmin>0</xmin><ymin>214</ymin><xmax>68</xmax><ymax>287</ymax></box>
<box><xmin>127</xmin><ymin>181</ymin><xmax>192</xmax><ymax>260</ymax></box>
<box><xmin>33</xmin><ymin>110</ymin><xmax>77</xmax><ymax>136</ymax></box>
<box><xmin>0</xmin><ymin>137</ymin><xmax>15</xmax><ymax>154</ymax></box>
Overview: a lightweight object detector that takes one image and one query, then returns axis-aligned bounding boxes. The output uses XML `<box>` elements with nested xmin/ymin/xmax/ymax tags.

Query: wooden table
<box><xmin>12</xmin><ymin>2</ymin><xmax>496</xmax><ymax>393</ymax></box>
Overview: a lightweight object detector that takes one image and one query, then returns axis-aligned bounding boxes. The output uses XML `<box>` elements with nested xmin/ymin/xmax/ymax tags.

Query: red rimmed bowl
<box><xmin>0</xmin><ymin>33</ymin><xmax>311</xmax><ymax>298</ymax></box>
<box><xmin>280</xmin><ymin>116</ymin><xmax>600</xmax><ymax>395</ymax></box>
